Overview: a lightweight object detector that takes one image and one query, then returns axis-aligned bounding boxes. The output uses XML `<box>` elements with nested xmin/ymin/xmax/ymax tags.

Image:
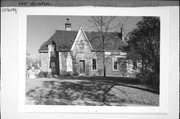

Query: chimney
<box><xmin>65</xmin><ymin>18</ymin><xmax>71</xmax><ymax>31</ymax></box>
<box><xmin>121</xmin><ymin>26</ymin><xmax>125</xmax><ymax>41</ymax></box>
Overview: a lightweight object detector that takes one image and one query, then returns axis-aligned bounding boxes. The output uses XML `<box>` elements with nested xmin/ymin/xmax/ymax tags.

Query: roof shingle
<box><xmin>38</xmin><ymin>30</ymin><xmax>128</xmax><ymax>53</ymax></box>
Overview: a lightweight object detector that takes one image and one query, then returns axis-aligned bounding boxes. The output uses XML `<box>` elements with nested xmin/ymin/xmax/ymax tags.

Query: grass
<box><xmin>26</xmin><ymin>76</ymin><xmax>159</xmax><ymax>106</ymax></box>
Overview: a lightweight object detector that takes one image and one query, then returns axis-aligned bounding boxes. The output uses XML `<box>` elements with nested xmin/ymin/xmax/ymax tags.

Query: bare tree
<box><xmin>88</xmin><ymin>16</ymin><xmax>129</xmax><ymax>77</ymax></box>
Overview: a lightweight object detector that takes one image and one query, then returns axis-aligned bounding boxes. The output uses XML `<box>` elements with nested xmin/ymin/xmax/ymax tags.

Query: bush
<box><xmin>136</xmin><ymin>72</ymin><xmax>148</xmax><ymax>83</ymax></box>
<box><xmin>38</xmin><ymin>71</ymin><xmax>48</xmax><ymax>78</ymax></box>
<box><xmin>65</xmin><ymin>72</ymin><xmax>73</xmax><ymax>77</ymax></box>
<box><xmin>136</xmin><ymin>71</ymin><xmax>159</xmax><ymax>88</ymax></box>
<box><xmin>147</xmin><ymin>72</ymin><xmax>159</xmax><ymax>87</ymax></box>
<box><xmin>72</xmin><ymin>70</ymin><xmax>79</xmax><ymax>76</ymax></box>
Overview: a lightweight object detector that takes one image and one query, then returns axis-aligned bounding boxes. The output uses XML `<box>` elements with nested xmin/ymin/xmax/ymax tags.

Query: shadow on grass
<box><xmin>26</xmin><ymin>77</ymin><xmax>159</xmax><ymax>105</ymax></box>
<box><xmin>57</xmin><ymin>76</ymin><xmax>159</xmax><ymax>94</ymax></box>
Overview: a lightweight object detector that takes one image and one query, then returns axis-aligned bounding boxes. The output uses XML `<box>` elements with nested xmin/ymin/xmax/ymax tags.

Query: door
<box><xmin>79</xmin><ymin>60</ymin><xmax>85</xmax><ymax>74</ymax></box>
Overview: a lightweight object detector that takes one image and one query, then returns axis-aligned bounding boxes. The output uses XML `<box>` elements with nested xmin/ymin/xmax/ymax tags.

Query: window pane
<box><xmin>50</xmin><ymin>62</ymin><xmax>56</xmax><ymax>71</ymax></box>
<box><xmin>92</xmin><ymin>59</ymin><xmax>96</xmax><ymax>70</ymax></box>
<box><xmin>114</xmin><ymin>58</ymin><xmax>118</xmax><ymax>70</ymax></box>
<box><xmin>50</xmin><ymin>51</ymin><xmax>56</xmax><ymax>57</ymax></box>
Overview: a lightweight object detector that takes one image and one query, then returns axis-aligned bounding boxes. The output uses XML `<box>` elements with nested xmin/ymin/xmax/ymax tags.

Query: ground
<box><xmin>26</xmin><ymin>76</ymin><xmax>159</xmax><ymax>106</ymax></box>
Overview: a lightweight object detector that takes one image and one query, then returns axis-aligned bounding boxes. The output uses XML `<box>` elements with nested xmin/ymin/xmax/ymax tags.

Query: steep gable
<box><xmin>71</xmin><ymin>27</ymin><xmax>93</xmax><ymax>51</ymax></box>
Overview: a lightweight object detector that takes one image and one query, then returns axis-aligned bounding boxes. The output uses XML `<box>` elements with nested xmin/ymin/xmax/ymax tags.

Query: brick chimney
<box><xmin>121</xmin><ymin>26</ymin><xmax>125</xmax><ymax>41</ymax></box>
<box><xmin>65</xmin><ymin>18</ymin><xmax>71</xmax><ymax>31</ymax></box>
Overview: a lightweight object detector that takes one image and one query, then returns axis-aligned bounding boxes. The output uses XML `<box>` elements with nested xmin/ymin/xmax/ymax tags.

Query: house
<box><xmin>38</xmin><ymin>19</ymin><xmax>139</xmax><ymax>77</ymax></box>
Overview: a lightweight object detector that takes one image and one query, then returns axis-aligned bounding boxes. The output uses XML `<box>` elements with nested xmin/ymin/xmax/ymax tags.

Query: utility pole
<box><xmin>100</xmin><ymin>16</ymin><xmax>106</xmax><ymax>77</ymax></box>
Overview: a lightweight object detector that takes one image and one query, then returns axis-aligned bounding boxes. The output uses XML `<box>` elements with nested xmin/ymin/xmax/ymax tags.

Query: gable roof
<box><xmin>71</xmin><ymin>27</ymin><xmax>93</xmax><ymax>51</ymax></box>
<box><xmin>38</xmin><ymin>29</ymin><xmax>128</xmax><ymax>53</ymax></box>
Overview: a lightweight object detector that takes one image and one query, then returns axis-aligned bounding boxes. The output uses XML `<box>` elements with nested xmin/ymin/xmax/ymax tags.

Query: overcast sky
<box><xmin>27</xmin><ymin>16</ymin><xmax>142</xmax><ymax>59</ymax></box>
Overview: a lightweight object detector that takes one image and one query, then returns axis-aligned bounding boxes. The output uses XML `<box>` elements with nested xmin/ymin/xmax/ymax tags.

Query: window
<box><xmin>50</xmin><ymin>51</ymin><xmax>56</xmax><ymax>57</ymax></box>
<box><xmin>50</xmin><ymin>62</ymin><xmax>56</xmax><ymax>72</ymax></box>
<box><xmin>92</xmin><ymin>59</ymin><xmax>97</xmax><ymax>70</ymax></box>
<box><xmin>113</xmin><ymin>58</ymin><xmax>118</xmax><ymax>71</ymax></box>
<box><xmin>48</xmin><ymin>44</ymin><xmax>56</xmax><ymax>57</ymax></box>
<box><xmin>133</xmin><ymin>60</ymin><xmax>137</xmax><ymax>70</ymax></box>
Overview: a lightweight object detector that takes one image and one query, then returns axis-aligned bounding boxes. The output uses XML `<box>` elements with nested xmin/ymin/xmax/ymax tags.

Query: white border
<box><xmin>18</xmin><ymin>7</ymin><xmax>169</xmax><ymax>113</ymax></box>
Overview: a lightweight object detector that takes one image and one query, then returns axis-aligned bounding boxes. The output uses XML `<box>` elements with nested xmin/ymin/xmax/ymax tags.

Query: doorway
<box><xmin>79</xmin><ymin>60</ymin><xmax>85</xmax><ymax>75</ymax></box>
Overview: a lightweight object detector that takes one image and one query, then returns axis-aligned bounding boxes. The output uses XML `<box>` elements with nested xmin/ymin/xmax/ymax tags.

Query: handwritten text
<box><xmin>18</xmin><ymin>1</ymin><xmax>52</xmax><ymax>6</ymax></box>
<box><xmin>1</xmin><ymin>8</ymin><xmax>17</xmax><ymax>14</ymax></box>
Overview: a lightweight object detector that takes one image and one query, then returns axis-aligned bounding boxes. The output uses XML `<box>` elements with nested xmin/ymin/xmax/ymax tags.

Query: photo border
<box><xmin>18</xmin><ymin>7</ymin><xmax>169</xmax><ymax>113</ymax></box>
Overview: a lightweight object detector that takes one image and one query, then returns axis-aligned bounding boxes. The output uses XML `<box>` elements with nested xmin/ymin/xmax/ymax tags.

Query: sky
<box><xmin>27</xmin><ymin>16</ymin><xmax>142</xmax><ymax>60</ymax></box>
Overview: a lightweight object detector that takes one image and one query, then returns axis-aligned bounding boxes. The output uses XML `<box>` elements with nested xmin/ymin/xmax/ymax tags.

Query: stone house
<box><xmin>38</xmin><ymin>19</ymin><xmax>140</xmax><ymax>77</ymax></box>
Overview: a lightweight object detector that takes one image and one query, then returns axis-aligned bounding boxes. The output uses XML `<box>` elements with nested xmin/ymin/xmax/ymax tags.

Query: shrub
<box><xmin>136</xmin><ymin>72</ymin><xmax>148</xmax><ymax>83</ymax></box>
<box><xmin>73</xmin><ymin>71</ymin><xmax>79</xmax><ymax>76</ymax></box>
<box><xmin>136</xmin><ymin>71</ymin><xmax>159</xmax><ymax>88</ymax></box>
<box><xmin>38</xmin><ymin>71</ymin><xmax>48</xmax><ymax>78</ymax></box>
<box><xmin>65</xmin><ymin>72</ymin><xmax>73</xmax><ymax>77</ymax></box>
<box><xmin>147</xmin><ymin>72</ymin><xmax>159</xmax><ymax>88</ymax></box>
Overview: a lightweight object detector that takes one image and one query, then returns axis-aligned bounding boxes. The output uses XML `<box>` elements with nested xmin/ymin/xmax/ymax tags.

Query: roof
<box><xmin>38</xmin><ymin>30</ymin><xmax>128</xmax><ymax>53</ymax></box>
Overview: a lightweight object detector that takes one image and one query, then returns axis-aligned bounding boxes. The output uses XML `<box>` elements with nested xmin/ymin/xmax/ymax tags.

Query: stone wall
<box><xmin>89</xmin><ymin>52</ymin><xmax>104</xmax><ymax>76</ymax></box>
<box><xmin>105</xmin><ymin>52</ymin><xmax>127</xmax><ymax>77</ymax></box>
<box><xmin>41</xmin><ymin>51</ymin><xmax>141</xmax><ymax>77</ymax></box>
<box><xmin>70</xmin><ymin>28</ymin><xmax>106</xmax><ymax>76</ymax></box>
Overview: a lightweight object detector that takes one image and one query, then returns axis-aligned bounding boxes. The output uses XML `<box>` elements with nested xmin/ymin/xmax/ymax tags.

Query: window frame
<box><xmin>50</xmin><ymin>62</ymin><xmax>56</xmax><ymax>72</ymax></box>
<box><xmin>50</xmin><ymin>51</ymin><xmax>56</xmax><ymax>57</ymax></box>
<box><xmin>91</xmin><ymin>58</ymin><xmax>97</xmax><ymax>71</ymax></box>
<box><xmin>112</xmin><ymin>57</ymin><xmax>118</xmax><ymax>71</ymax></box>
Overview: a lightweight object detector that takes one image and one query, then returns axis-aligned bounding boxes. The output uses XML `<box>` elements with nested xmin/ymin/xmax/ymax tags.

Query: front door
<box><xmin>79</xmin><ymin>60</ymin><xmax>85</xmax><ymax>75</ymax></box>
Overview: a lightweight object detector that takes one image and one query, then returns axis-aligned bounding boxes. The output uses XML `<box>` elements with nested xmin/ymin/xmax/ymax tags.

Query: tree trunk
<box><xmin>100</xmin><ymin>16</ymin><xmax>106</xmax><ymax>77</ymax></box>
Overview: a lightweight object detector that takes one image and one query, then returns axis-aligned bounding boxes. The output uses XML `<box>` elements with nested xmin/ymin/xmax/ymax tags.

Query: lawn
<box><xmin>26</xmin><ymin>76</ymin><xmax>159</xmax><ymax>106</ymax></box>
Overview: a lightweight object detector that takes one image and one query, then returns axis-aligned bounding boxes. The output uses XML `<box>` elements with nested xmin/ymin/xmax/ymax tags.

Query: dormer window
<box><xmin>50</xmin><ymin>51</ymin><xmax>56</xmax><ymax>57</ymax></box>
<box><xmin>48</xmin><ymin>44</ymin><xmax>56</xmax><ymax>57</ymax></box>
